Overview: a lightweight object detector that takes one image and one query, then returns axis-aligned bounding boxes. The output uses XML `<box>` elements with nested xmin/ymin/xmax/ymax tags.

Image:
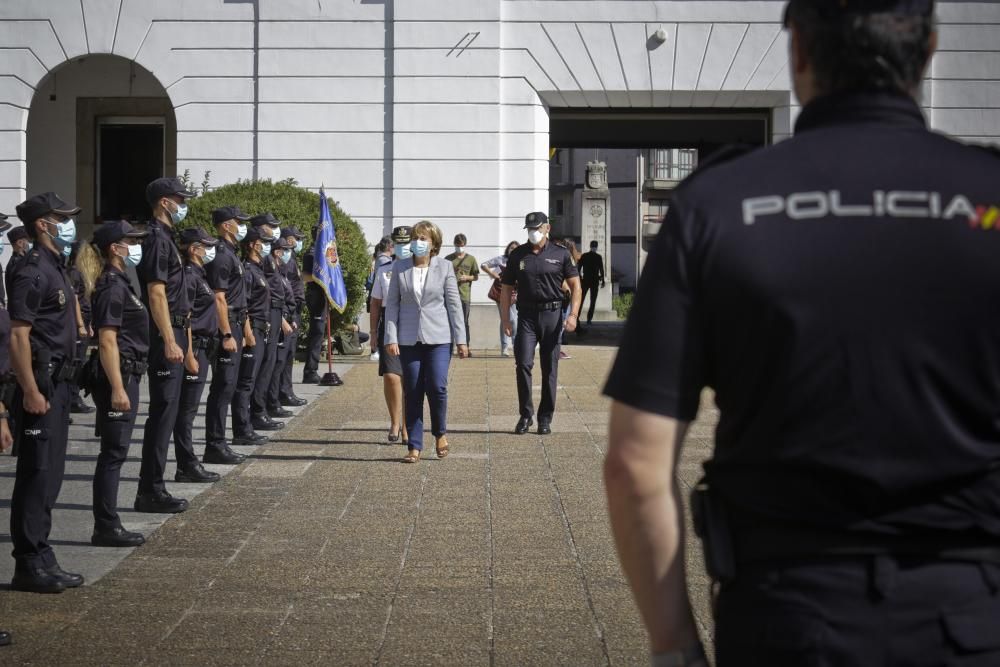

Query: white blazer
<box><xmin>384</xmin><ymin>256</ymin><xmax>466</xmax><ymax>346</ymax></box>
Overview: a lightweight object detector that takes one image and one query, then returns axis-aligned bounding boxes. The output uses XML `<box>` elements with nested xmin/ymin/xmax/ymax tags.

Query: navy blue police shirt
<box><xmin>4</xmin><ymin>251</ymin><xmax>27</xmax><ymax>300</ymax></box>
<box><xmin>8</xmin><ymin>246</ymin><xmax>76</xmax><ymax>360</ymax></box>
<box><xmin>604</xmin><ymin>92</ymin><xmax>1000</xmax><ymax>544</ymax></box>
<box><xmin>205</xmin><ymin>239</ymin><xmax>246</xmax><ymax>312</ymax></box>
<box><xmin>244</xmin><ymin>258</ymin><xmax>270</xmax><ymax>324</ymax></box>
<box><xmin>264</xmin><ymin>255</ymin><xmax>285</xmax><ymax>308</ymax></box>
<box><xmin>502</xmin><ymin>240</ymin><xmax>578</xmax><ymax>305</ymax></box>
<box><xmin>283</xmin><ymin>254</ymin><xmax>305</xmax><ymax>308</ymax></box>
<box><xmin>187</xmin><ymin>263</ymin><xmax>219</xmax><ymax>336</ymax></box>
<box><xmin>69</xmin><ymin>265</ymin><xmax>91</xmax><ymax>327</ymax></box>
<box><xmin>92</xmin><ymin>267</ymin><xmax>150</xmax><ymax>361</ymax></box>
<box><xmin>137</xmin><ymin>220</ymin><xmax>192</xmax><ymax>319</ymax></box>
<box><xmin>0</xmin><ymin>308</ymin><xmax>10</xmax><ymax>375</ymax></box>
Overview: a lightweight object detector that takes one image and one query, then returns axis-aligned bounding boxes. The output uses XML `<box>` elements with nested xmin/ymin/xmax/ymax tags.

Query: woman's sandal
<box><xmin>403</xmin><ymin>448</ymin><xmax>421</xmax><ymax>464</ymax></box>
<box><xmin>388</xmin><ymin>429</ymin><xmax>401</xmax><ymax>443</ymax></box>
<box><xmin>436</xmin><ymin>437</ymin><xmax>449</xmax><ymax>459</ymax></box>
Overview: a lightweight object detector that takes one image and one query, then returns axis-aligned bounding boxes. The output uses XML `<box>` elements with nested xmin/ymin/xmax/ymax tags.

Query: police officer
<box><xmin>172</xmin><ymin>228</ymin><xmax>222</xmax><ymax>484</ymax></box>
<box><xmin>277</xmin><ymin>226</ymin><xmax>307</xmax><ymax>407</ymax></box>
<box><xmin>249</xmin><ymin>213</ymin><xmax>287</xmax><ymax>432</ymax></box>
<box><xmin>203</xmin><ymin>206</ymin><xmax>253</xmax><ymax>464</ymax></box>
<box><xmin>8</xmin><ymin>192</ymin><xmax>84</xmax><ymax>593</ymax></box>
<box><xmin>0</xmin><ymin>214</ymin><xmax>16</xmax><ymax>646</ymax></box>
<box><xmin>86</xmin><ymin>220</ymin><xmax>150</xmax><ymax>548</ymax></box>
<box><xmin>5</xmin><ymin>225</ymin><xmax>32</xmax><ymax>297</ymax></box>
<box><xmin>232</xmin><ymin>225</ymin><xmax>272</xmax><ymax>446</ymax></box>
<box><xmin>264</xmin><ymin>235</ymin><xmax>297</xmax><ymax>420</ymax></box>
<box><xmin>301</xmin><ymin>225</ymin><xmax>325</xmax><ymax>384</ymax></box>
<box><xmin>604</xmin><ymin>2</ymin><xmax>1000</xmax><ymax>664</ymax></box>
<box><xmin>66</xmin><ymin>242</ymin><xmax>95</xmax><ymax>414</ymax></box>
<box><xmin>500</xmin><ymin>212</ymin><xmax>581</xmax><ymax>435</ymax></box>
<box><xmin>135</xmin><ymin>176</ymin><xmax>193</xmax><ymax>514</ymax></box>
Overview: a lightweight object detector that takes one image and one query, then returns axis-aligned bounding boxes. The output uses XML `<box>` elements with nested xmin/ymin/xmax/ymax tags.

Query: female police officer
<box><xmin>231</xmin><ymin>225</ymin><xmax>271</xmax><ymax>446</ymax></box>
<box><xmin>172</xmin><ymin>228</ymin><xmax>222</xmax><ymax>484</ymax></box>
<box><xmin>83</xmin><ymin>221</ymin><xmax>150</xmax><ymax>548</ymax></box>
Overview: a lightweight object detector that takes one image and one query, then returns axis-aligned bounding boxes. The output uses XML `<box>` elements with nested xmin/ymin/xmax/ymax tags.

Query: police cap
<box><xmin>7</xmin><ymin>226</ymin><xmax>27</xmax><ymax>243</ymax></box>
<box><xmin>391</xmin><ymin>226</ymin><xmax>412</xmax><ymax>243</ymax></box>
<box><xmin>212</xmin><ymin>206</ymin><xmax>251</xmax><ymax>225</ymax></box>
<box><xmin>16</xmin><ymin>192</ymin><xmax>82</xmax><ymax>225</ymax></box>
<box><xmin>93</xmin><ymin>220</ymin><xmax>149</xmax><ymax>250</ymax></box>
<box><xmin>244</xmin><ymin>226</ymin><xmax>268</xmax><ymax>244</ymax></box>
<box><xmin>280</xmin><ymin>226</ymin><xmax>304</xmax><ymax>239</ymax></box>
<box><xmin>271</xmin><ymin>235</ymin><xmax>294</xmax><ymax>251</ymax></box>
<box><xmin>145</xmin><ymin>177</ymin><xmax>195</xmax><ymax>205</ymax></box>
<box><xmin>524</xmin><ymin>212</ymin><xmax>548</xmax><ymax>229</ymax></box>
<box><xmin>785</xmin><ymin>0</ymin><xmax>933</xmax><ymax>22</ymax></box>
<box><xmin>177</xmin><ymin>227</ymin><xmax>219</xmax><ymax>247</ymax></box>
<box><xmin>250</xmin><ymin>213</ymin><xmax>280</xmax><ymax>228</ymax></box>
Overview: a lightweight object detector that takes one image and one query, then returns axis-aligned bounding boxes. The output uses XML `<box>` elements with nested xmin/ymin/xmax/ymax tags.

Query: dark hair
<box><xmin>374</xmin><ymin>236</ymin><xmax>393</xmax><ymax>258</ymax></box>
<box><xmin>787</xmin><ymin>8</ymin><xmax>934</xmax><ymax>95</ymax></box>
<box><xmin>454</xmin><ymin>233</ymin><xmax>467</xmax><ymax>246</ymax></box>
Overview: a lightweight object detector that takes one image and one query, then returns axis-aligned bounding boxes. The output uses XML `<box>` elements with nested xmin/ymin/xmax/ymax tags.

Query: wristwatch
<box><xmin>223</xmin><ymin>333</ymin><xmax>233</xmax><ymax>340</ymax></box>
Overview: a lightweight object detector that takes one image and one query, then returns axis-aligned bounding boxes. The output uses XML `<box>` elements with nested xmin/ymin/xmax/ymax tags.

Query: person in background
<box><xmin>367</xmin><ymin>236</ymin><xmax>393</xmax><ymax>362</ymax></box>
<box><xmin>369</xmin><ymin>226</ymin><xmax>411</xmax><ymax>445</ymax></box>
<box><xmin>444</xmin><ymin>233</ymin><xmax>479</xmax><ymax>352</ymax></box>
<box><xmin>264</xmin><ymin>235</ymin><xmax>297</xmax><ymax>421</ymax></box>
<box><xmin>232</xmin><ymin>226</ymin><xmax>272</xmax><ymax>447</ymax></box>
<box><xmin>557</xmin><ymin>239</ymin><xmax>581</xmax><ymax>360</ymax></box>
<box><xmin>247</xmin><ymin>213</ymin><xmax>286</xmax><ymax>433</ymax></box>
<box><xmin>66</xmin><ymin>242</ymin><xmax>95</xmax><ymax>415</ymax></box>
<box><xmin>278</xmin><ymin>226</ymin><xmax>308</xmax><ymax>408</ymax></box>
<box><xmin>577</xmin><ymin>240</ymin><xmax>605</xmax><ymax>328</ymax></box>
<box><xmin>385</xmin><ymin>220</ymin><xmax>468</xmax><ymax>463</ymax></box>
<box><xmin>81</xmin><ymin>220</ymin><xmax>150</xmax><ymax>548</ymax></box>
<box><xmin>172</xmin><ymin>228</ymin><xmax>222</xmax><ymax>484</ymax></box>
<box><xmin>0</xmin><ymin>214</ymin><xmax>13</xmax><ymax>644</ymax></box>
<box><xmin>482</xmin><ymin>241</ymin><xmax>519</xmax><ymax>357</ymax></box>
<box><xmin>301</xmin><ymin>225</ymin><xmax>326</xmax><ymax>384</ymax></box>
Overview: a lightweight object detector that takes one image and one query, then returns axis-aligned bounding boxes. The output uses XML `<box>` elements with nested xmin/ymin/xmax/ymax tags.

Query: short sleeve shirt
<box><xmin>137</xmin><ymin>220</ymin><xmax>192</xmax><ymax>318</ymax></box>
<box><xmin>0</xmin><ymin>308</ymin><xmax>10</xmax><ymax>375</ymax></box>
<box><xmin>92</xmin><ymin>267</ymin><xmax>150</xmax><ymax>361</ymax></box>
<box><xmin>8</xmin><ymin>247</ymin><xmax>77</xmax><ymax>359</ymax></box>
<box><xmin>205</xmin><ymin>240</ymin><xmax>246</xmax><ymax>311</ymax></box>
<box><xmin>244</xmin><ymin>260</ymin><xmax>270</xmax><ymax>322</ymax></box>
<box><xmin>187</xmin><ymin>264</ymin><xmax>219</xmax><ymax>335</ymax></box>
<box><xmin>370</xmin><ymin>261</ymin><xmax>394</xmax><ymax>301</ymax></box>
<box><xmin>502</xmin><ymin>241</ymin><xmax>578</xmax><ymax>304</ymax></box>
<box><xmin>444</xmin><ymin>252</ymin><xmax>479</xmax><ymax>303</ymax></box>
<box><xmin>264</xmin><ymin>256</ymin><xmax>285</xmax><ymax>306</ymax></box>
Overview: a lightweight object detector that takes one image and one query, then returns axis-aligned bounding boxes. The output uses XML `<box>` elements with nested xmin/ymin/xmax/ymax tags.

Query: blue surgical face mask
<box><xmin>261</xmin><ymin>242</ymin><xmax>272</xmax><ymax>256</ymax></box>
<box><xmin>398</xmin><ymin>243</ymin><xmax>412</xmax><ymax>260</ymax></box>
<box><xmin>0</xmin><ymin>236</ymin><xmax>5</xmax><ymax>254</ymax></box>
<box><xmin>203</xmin><ymin>246</ymin><xmax>216</xmax><ymax>264</ymax></box>
<box><xmin>275</xmin><ymin>251</ymin><xmax>287</xmax><ymax>266</ymax></box>
<box><xmin>62</xmin><ymin>243</ymin><xmax>72</xmax><ymax>257</ymax></box>
<box><xmin>168</xmin><ymin>202</ymin><xmax>188</xmax><ymax>224</ymax></box>
<box><xmin>295</xmin><ymin>239</ymin><xmax>304</xmax><ymax>253</ymax></box>
<box><xmin>47</xmin><ymin>217</ymin><xmax>77</xmax><ymax>248</ymax></box>
<box><xmin>271</xmin><ymin>226</ymin><xmax>281</xmax><ymax>241</ymax></box>
<box><xmin>411</xmin><ymin>239</ymin><xmax>430</xmax><ymax>257</ymax></box>
<box><xmin>122</xmin><ymin>244</ymin><xmax>142</xmax><ymax>268</ymax></box>
<box><xmin>235</xmin><ymin>223</ymin><xmax>248</xmax><ymax>242</ymax></box>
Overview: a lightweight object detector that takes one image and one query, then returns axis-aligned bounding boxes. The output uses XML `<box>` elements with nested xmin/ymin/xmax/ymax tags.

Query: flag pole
<box><xmin>319</xmin><ymin>299</ymin><xmax>340</xmax><ymax>386</ymax></box>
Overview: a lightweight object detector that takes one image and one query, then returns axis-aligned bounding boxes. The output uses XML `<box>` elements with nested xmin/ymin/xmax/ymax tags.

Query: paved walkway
<box><xmin>0</xmin><ymin>346</ymin><xmax>718</xmax><ymax>666</ymax></box>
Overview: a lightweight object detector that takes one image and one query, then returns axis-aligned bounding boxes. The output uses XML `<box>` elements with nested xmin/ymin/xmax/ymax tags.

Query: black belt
<box><xmin>251</xmin><ymin>317</ymin><xmax>270</xmax><ymax>333</ymax></box>
<box><xmin>518</xmin><ymin>300</ymin><xmax>563</xmax><ymax>313</ymax></box>
<box><xmin>270</xmin><ymin>298</ymin><xmax>284</xmax><ymax>309</ymax></box>
<box><xmin>192</xmin><ymin>334</ymin><xmax>216</xmax><ymax>351</ymax></box>
<box><xmin>120</xmin><ymin>356</ymin><xmax>148</xmax><ymax>377</ymax></box>
<box><xmin>228</xmin><ymin>309</ymin><xmax>248</xmax><ymax>327</ymax></box>
<box><xmin>170</xmin><ymin>314</ymin><xmax>191</xmax><ymax>329</ymax></box>
<box><xmin>34</xmin><ymin>357</ymin><xmax>80</xmax><ymax>383</ymax></box>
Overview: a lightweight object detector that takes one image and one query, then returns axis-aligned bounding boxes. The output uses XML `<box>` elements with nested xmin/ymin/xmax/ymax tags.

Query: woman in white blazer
<box><xmin>385</xmin><ymin>220</ymin><xmax>469</xmax><ymax>463</ymax></box>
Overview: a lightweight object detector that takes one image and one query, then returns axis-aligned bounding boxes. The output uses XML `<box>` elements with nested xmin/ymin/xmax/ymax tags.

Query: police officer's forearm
<box><xmin>369</xmin><ymin>297</ymin><xmax>382</xmax><ymax>338</ymax></box>
<box><xmin>147</xmin><ymin>282</ymin><xmax>176</xmax><ymax>345</ymax></box>
<box><xmin>568</xmin><ymin>277</ymin><xmax>582</xmax><ymax>319</ymax></box>
<box><xmin>214</xmin><ymin>290</ymin><xmax>232</xmax><ymax>335</ymax></box>
<box><xmin>500</xmin><ymin>286</ymin><xmax>513</xmax><ymax>326</ymax></box>
<box><xmin>604</xmin><ymin>403</ymin><xmax>698</xmax><ymax>654</ymax></box>
<box><xmin>10</xmin><ymin>324</ymin><xmax>40</xmax><ymax>397</ymax></box>
<box><xmin>98</xmin><ymin>329</ymin><xmax>125</xmax><ymax>395</ymax></box>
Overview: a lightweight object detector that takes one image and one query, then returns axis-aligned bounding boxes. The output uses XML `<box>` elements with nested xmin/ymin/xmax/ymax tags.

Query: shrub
<box><xmin>181</xmin><ymin>178</ymin><xmax>369</xmax><ymax>331</ymax></box>
<box><xmin>613</xmin><ymin>292</ymin><xmax>634</xmax><ymax>320</ymax></box>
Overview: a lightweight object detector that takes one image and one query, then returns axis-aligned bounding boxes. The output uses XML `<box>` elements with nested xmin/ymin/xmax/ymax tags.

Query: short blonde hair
<box><xmin>412</xmin><ymin>220</ymin><xmax>443</xmax><ymax>257</ymax></box>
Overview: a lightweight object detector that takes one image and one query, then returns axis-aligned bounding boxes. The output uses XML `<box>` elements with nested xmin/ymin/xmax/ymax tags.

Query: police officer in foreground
<box><xmin>301</xmin><ymin>225</ymin><xmax>325</xmax><ymax>384</ymax></box>
<box><xmin>604</xmin><ymin>2</ymin><xmax>1000</xmax><ymax>664</ymax></box>
<box><xmin>277</xmin><ymin>226</ymin><xmax>307</xmax><ymax>407</ymax></box>
<box><xmin>5</xmin><ymin>225</ymin><xmax>32</xmax><ymax>298</ymax></box>
<box><xmin>232</xmin><ymin>225</ymin><xmax>272</xmax><ymax>446</ymax></box>
<box><xmin>0</xmin><ymin>213</ymin><xmax>15</xmax><ymax>646</ymax></box>
<box><xmin>203</xmin><ymin>206</ymin><xmax>252</xmax><ymax>465</ymax></box>
<box><xmin>248</xmin><ymin>213</ymin><xmax>287</xmax><ymax>432</ymax></box>
<box><xmin>8</xmin><ymin>193</ymin><xmax>84</xmax><ymax>593</ymax></box>
<box><xmin>500</xmin><ymin>212</ymin><xmax>580</xmax><ymax>435</ymax></box>
<box><xmin>135</xmin><ymin>177</ymin><xmax>193</xmax><ymax>514</ymax></box>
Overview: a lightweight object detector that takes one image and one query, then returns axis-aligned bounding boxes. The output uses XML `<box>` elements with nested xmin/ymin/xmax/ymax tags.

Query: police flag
<box><xmin>313</xmin><ymin>189</ymin><xmax>348</xmax><ymax>313</ymax></box>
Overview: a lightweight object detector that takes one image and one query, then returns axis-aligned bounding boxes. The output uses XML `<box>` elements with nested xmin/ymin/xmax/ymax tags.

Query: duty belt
<box><xmin>518</xmin><ymin>300</ymin><xmax>563</xmax><ymax>313</ymax></box>
<box><xmin>120</xmin><ymin>357</ymin><xmax>148</xmax><ymax>377</ymax></box>
<box><xmin>251</xmin><ymin>317</ymin><xmax>271</xmax><ymax>333</ymax></box>
<box><xmin>269</xmin><ymin>298</ymin><xmax>284</xmax><ymax>309</ymax></box>
<box><xmin>170</xmin><ymin>314</ymin><xmax>191</xmax><ymax>329</ymax></box>
<box><xmin>34</xmin><ymin>357</ymin><xmax>80</xmax><ymax>383</ymax></box>
<box><xmin>228</xmin><ymin>308</ymin><xmax>248</xmax><ymax>327</ymax></box>
<box><xmin>192</xmin><ymin>334</ymin><xmax>216</xmax><ymax>351</ymax></box>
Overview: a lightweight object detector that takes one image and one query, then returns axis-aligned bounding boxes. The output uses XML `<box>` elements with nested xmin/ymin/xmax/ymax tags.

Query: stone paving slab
<box><xmin>0</xmin><ymin>347</ymin><xmax>718</xmax><ymax>665</ymax></box>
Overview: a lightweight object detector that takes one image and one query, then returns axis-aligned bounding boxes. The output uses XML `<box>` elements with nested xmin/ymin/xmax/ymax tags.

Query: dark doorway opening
<box><xmin>98</xmin><ymin>120</ymin><xmax>164</xmax><ymax>222</ymax></box>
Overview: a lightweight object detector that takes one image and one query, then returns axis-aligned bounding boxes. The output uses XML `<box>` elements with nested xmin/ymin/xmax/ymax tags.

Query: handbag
<box><xmin>487</xmin><ymin>278</ymin><xmax>503</xmax><ymax>303</ymax></box>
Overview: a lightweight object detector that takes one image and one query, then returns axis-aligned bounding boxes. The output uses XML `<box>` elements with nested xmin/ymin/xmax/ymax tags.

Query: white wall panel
<box><xmin>175</xmin><ymin>103</ymin><xmax>254</xmax><ymax>132</ymax></box>
<box><xmin>259</xmin><ymin>104</ymin><xmax>383</xmax><ymax>133</ymax></box>
<box><xmin>259</xmin><ymin>77</ymin><xmax>384</xmax><ymax>104</ymax></box>
<box><xmin>646</xmin><ymin>23</ymin><xmax>678</xmax><ymax>91</ymax></box>
<box><xmin>177</xmin><ymin>160</ymin><xmax>253</xmax><ymax>189</ymax></box>
<box><xmin>170</xmin><ymin>78</ymin><xmax>254</xmax><ymax>106</ymax></box>
<box><xmin>0</xmin><ymin>22</ymin><xmax>65</xmax><ymax>72</ymax></box>
<box><xmin>258</xmin><ymin>160</ymin><xmax>383</xmax><ymax>189</ymax></box>
<box><xmin>258</xmin><ymin>132</ymin><xmax>384</xmax><ymax>161</ymax></box>
<box><xmin>394</xmin><ymin>132</ymin><xmax>501</xmax><ymax>160</ymax></box>
<box><xmin>396</xmin><ymin>77</ymin><xmax>501</xmax><ymax>104</ymax></box>
<box><xmin>698</xmin><ymin>24</ymin><xmax>748</xmax><ymax>90</ymax></box>
<box><xmin>177</xmin><ymin>132</ymin><xmax>254</xmax><ymax>161</ymax></box>
<box><xmin>259</xmin><ymin>21</ymin><xmax>384</xmax><ymax>49</ymax></box>
<box><xmin>612</xmin><ymin>23</ymin><xmax>654</xmax><ymax>106</ymax></box>
<box><xmin>393</xmin><ymin>49</ymin><xmax>500</xmax><ymax>78</ymax></box>
<box><xmin>394</xmin><ymin>22</ymin><xmax>500</xmax><ymax>50</ymax></box>
<box><xmin>259</xmin><ymin>0</ymin><xmax>384</xmax><ymax>21</ymax></box>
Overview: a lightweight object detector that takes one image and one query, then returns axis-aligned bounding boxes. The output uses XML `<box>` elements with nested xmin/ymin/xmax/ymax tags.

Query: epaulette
<box><xmin>25</xmin><ymin>250</ymin><xmax>40</xmax><ymax>266</ymax></box>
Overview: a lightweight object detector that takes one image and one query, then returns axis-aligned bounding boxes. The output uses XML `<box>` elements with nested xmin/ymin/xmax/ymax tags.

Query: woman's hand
<box><xmin>386</xmin><ymin>343</ymin><xmax>400</xmax><ymax>357</ymax></box>
<box><xmin>0</xmin><ymin>418</ymin><xmax>12</xmax><ymax>453</ymax></box>
<box><xmin>111</xmin><ymin>387</ymin><xmax>131</xmax><ymax>412</ymax></box>
<box><xmin>457</xmin><ymin>344</ymin><xmax>470</xmax><ymax>359</ymax></box>
<box><xmin>184</xmin><ymin>353</ymin><xmax>199</xmax><ymax>375</ymax></box>
<box><xmin>246</xmin><ymin>331</ymin><xmax>257</xmax><ymax>348</ymax></box>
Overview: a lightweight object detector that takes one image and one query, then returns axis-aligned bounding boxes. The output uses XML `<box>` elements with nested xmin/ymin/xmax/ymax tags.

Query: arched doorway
<box><xmin>27</xmin><ymin>54</ymin><xmax>176</xmax><ymax>234</ymax></box>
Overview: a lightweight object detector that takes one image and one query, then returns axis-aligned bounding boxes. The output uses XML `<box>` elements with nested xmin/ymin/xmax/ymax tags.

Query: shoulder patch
<box><xmin>26</xmin><ymin>251</ymin><xmax>40</xmax><ymax>266</ymax></box>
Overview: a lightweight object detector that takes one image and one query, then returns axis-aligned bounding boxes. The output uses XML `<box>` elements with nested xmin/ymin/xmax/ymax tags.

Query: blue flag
<box><xmin>313</xmin><ymin>189</ymin><xmax>348</xmax><ymax>313</ymax></box>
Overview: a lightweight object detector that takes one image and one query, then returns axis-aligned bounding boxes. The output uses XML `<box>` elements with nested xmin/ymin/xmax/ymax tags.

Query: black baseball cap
<box><xmin>281</xmin><ymin>226</ymin><xmax>303</xmax><ymax>239</ymax></box>
<box><xmin>93</xmin><ymin>220</ymin><xmax>148</xmax><ymax>249</ymax></box>
<box><xmin>250</xmin><ymin>213</ymin><xmax>280</xmax><ymax>228</ymax></box>
<box><xmin>212</xmin><ymin>206</ymin><xmax>251</xmax><ymax>225</ymax></box>
<box><xmin>178</xmin><ymin>227</ymin><xmax>218</xmax><ymax>247</ymax></box>
<box><xmin>145</xmin><ymin>177</ymin><xmax>195</xmax><ymax>206</ymax></box>
<box><xmin>391</xmin><ymin>226</ymin><xmax>412</xmax><ymax>243</ymax></box>
<box><xmin>524</xmin><ymin>212</ymin><xmax>548</xmax><ymax>229</ymax></box>
<box><xmin>16</xmin><ymin>192</ymin><xmax>82</xmax><ymax>225</ymax></box>
<box><xmin>785</xmin><ymin>0</ymin><xmax>932</xmax><ymax>23</ymax></box>
<box><xmin>271</xmin><ymin>236</ymin><xmax>294</xmax><ymax>251</ymax></box>
<box><xmin>8</xmin><ymin>226</ymin><xmax>28</xmax><ymax>243</ymax></box>
<box><xmin>244</xmin><ymin>226</ymin><xmax>269</xmax><ymax>243</ymax></box>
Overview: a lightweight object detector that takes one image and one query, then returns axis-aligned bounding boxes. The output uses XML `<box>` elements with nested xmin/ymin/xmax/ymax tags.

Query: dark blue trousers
<box><xmin>399</xmin><ymin>343</ymin><xmax>451</xmax><ymax>452</ymax></box>
<box><xmin>174</xmin><ymin>345</ymin><xmax>211</xmax><ymax>469</ymax></box>
<box><xmin>205</xmin><ymin>326</ymin><xmax>244</xmax><ymax>452</ymax></box>
<box><xmin>233</xmin><ymin>324</ymin><xmax>267</xmax><ymax>437</ymax></box>
<box><xmin>251</xmin><ymin>308</ymin><xmax>282</xmax><ymax>418</ymax></box>
<box><xmin>140</xmin><ymin>326</ymin><xmax>188</xmax><ymax>495</ymax></box>
<box><xmin>715</xmin><ymin>555</ymin><xmax>1000</xmax><ymax>666</ymax></box>
<box><xmin>92</xmin><ymin>374</ymin><xmax>141</xmax><ymax>532</ymax></box>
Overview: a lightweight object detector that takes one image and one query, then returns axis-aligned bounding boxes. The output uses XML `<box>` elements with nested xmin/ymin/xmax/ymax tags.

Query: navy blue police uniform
<box><xmin>89</xmin><ymin>221</ymin><xmax>150</xmax><ymax>546</ymax></box>
<box><xmin>135</xmin><ymin>188</ymin><xmax>193</xmax><ymax>512</ymax></box>
<box><xmin>8</xmin><ymin>193</ymin><xmax>83</xmax><ymax>592</ymax></box>
<box><xmin>278</xmin><ymin>227</ymin><xmax>307</xmax><ymax>405</ymax></box>
<box><xmin>233</xmin><ymin>226</ymin><xmax>271</xmax><ymax>444</ymax></box>
<box><xmin>67</xmin><ymin>256</ymin><xmax>95</xmax><ymax>414</ymax></box>
<box><xmin>251</xmin><ymin>227</ymin><xmax>287</xmax><ymax>431</ymax></box>
<box><xmin>502</xmin><ymin>212</ymin><xmax>578</xmax><ymax>432</ymax></box>
<box><xmin>173</xmin><ymin>228</ymin><xmax>221</xmax><ymax>482</ymax></box>
<box><xmin>605</xmin><ymin>77</ymin><xmax>1000</xmax><ymax>667</ymax></box>
<box><xmin>301</xmin><ymin>245</ymin><xmax>327</xmax><ymax>383</ymax></box>
<box><xmin>4</xmin><ymin>226</ymin><xmax>31</xmax><ymax>303</ymax></box>
<box><xmin>204</xmin><ymin>207</ymin><xmax>251</xmax><ymax>463</ymax></box>
<box><xmin>266</xmin><ymin>240</ymin><xmax>296</xmax><ymax>417</ymax></box>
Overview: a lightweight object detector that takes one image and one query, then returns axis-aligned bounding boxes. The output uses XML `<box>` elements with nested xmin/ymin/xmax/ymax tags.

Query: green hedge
<box><xmin>180</xmin><ymin>178</ymin><xmax>369</xmax><ymax>331</ymax></box>
<box><xmin>613</xmin><ymin>292</ymin><xmax>634</xmax><ymax>320</ymax></box>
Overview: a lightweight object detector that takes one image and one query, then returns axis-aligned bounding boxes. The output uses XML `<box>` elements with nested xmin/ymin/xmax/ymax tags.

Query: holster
<box><xmin>691</xmin><ymin>480</ymin><xmax>736</xmax><ymax>584</ymax></box>
<box><xmin>0</xmin><ymin>371</ymin><xmax>16</xmax><ymax>408</ymax></box>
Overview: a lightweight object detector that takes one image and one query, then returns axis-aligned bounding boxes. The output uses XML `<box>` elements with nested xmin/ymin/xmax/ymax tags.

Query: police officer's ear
<box><xmin>788</xmin><ymin>23</ymin><xmax>818</xmax><ymax>105</ymax></box>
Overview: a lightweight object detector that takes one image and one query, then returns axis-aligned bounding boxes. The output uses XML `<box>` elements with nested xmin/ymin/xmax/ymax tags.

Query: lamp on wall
<box><xmin>647</xmin><ymin>27</ymin><xmax>668</xmax><ymax>50</ymax></box>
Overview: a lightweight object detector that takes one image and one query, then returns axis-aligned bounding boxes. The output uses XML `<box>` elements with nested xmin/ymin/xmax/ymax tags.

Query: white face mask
<box><xmin>528</xmin><ymin>229</ymin><xmax>545</xmax><ymax>245</ymax></box>
<box><xmin>203</xmin><ymin>246</ymin><xmax>216</xmax><ymax>264</ymax></box>
<box><xmin>235</xmin><ymin>223</ymin><xmax>248</xmax><ymax>242</ymax></box>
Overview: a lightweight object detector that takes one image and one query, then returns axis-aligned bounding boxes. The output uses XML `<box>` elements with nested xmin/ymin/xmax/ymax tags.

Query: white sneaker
<box><xmin>370</xmin><ymin>351</ymin><xmax>380</xmax><ymax>361</ymax></box>
<box><xmin>501</xmin><ymin>345</ymin><xmax>512</xmax><ymax>357</ymax></box>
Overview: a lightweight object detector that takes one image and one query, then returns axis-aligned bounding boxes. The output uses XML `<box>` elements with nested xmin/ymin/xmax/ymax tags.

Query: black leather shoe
<box><xmin>232</xmin><ymin>433</ymin><xmax>268</xmax><ymax>447</ymax></box>
<box><xmin>134</xmin><ymin>492</ymin><xmax>189</xmax><ymax>514</ymax></box>
<box><xmin>268</xmin><ymin>407</ymin><xmax>293</xmax><ymax>418</ymax></box>
<box><xmin>175</xmin><ymin>462</ymin><xmax>221</xmax><ymax>483</ymax></box>
<box><xmin>44</xmin><ymin>564</ymin><xmax>84</xmax><ymax>589</ymax></box>
<box><xmin>302</xmin><ymin>372</ymin><xmax>321</xmax><ymax>384</ymax></box>
<box><xmin>91</xmin><ymin>526</ymin><xmax>145</xmax><ymax>548</ymax></box>
<box><xmin>11</xmin><ymin>566</ymin><xmax>65</xmax><ymax>594</ymax></box>
<box><xmin>0</xmin><ymin>630</ymin><xmax>11</xmax><ymax>646</ymax></box>
<box><xmin>537</xmin><ymin>421</ymin><xmax>552</xmax><ymax>435</ymax></box>
<box><xmin>70</xmin><ymin>398</ymin><xmax>96</xmax><ymax>414</ymax></box>
<box><xmin>203</xmin><ymin>446</ymin><xmax>246</xmax><ymax>465</ymax></box>
<box><xmin>252</xmin><ymin>416</ymin><xmax>284</xmax><ymax>431</ymax></box>
<box><xmin>514</xmin><ymin>416</ymin><xmax>534</xmax><ymax>435</ymax></box>
<box><xmin>280</xmin><ymin>394</ymin><xmax>307</xmax><ymax>407</ymax></box>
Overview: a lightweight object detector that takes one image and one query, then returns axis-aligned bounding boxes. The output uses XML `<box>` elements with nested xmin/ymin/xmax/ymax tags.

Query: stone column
<box><xmin>581</xmin><ymin>161</ymin><xmax>613</xmax><ymax>318</ymax></box>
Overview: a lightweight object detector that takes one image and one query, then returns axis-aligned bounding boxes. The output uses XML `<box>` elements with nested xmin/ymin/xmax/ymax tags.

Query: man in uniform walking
<box><xmin>604</xmin><ymin>1</ymin><xmax>1000</xmax><ymax>664</ymax></box>
<box><xmin>501</xmin><ymin>212</ymin><xmax>581</xmax><ymax>435</ymax></box>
